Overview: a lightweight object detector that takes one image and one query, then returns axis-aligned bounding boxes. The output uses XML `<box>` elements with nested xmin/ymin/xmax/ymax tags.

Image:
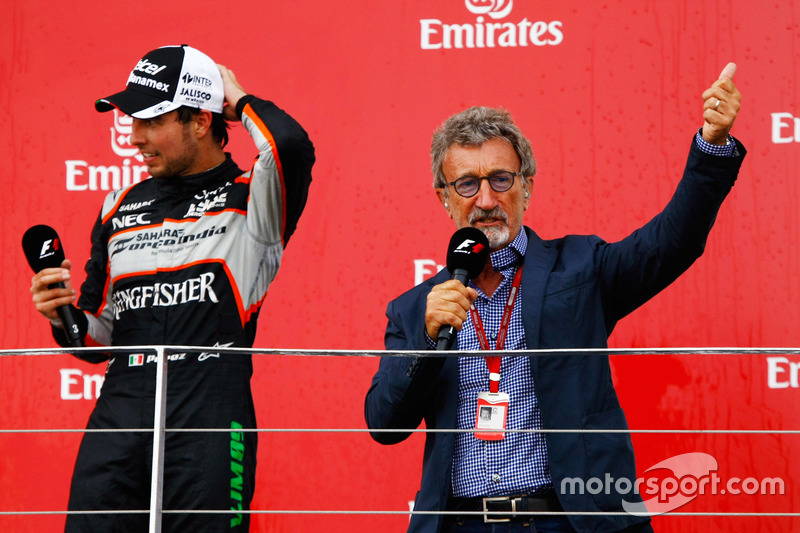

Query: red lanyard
<box><xmin>468</xmin><ymin>266</ymin><xmax>523</xmax><ymax>393</ymax></box>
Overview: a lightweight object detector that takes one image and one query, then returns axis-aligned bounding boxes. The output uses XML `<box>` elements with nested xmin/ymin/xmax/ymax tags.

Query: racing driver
<box><xmin>29</xmin><ymin>44</ymin><xmax>315</xmax><ymax>532</ymax></box>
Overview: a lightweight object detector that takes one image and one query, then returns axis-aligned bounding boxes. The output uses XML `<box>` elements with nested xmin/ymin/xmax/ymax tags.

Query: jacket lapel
<box><xmin>520</xmin><ymin>227</ymin><xmax>557</xmax><ymax>382</ymax></box>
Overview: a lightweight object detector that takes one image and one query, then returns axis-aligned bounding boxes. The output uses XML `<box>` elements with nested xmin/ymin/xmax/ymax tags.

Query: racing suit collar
<box><xmin>156</xmin><ymin>154</ymin><xmax>242</xmax><ymax>194</ymax></box>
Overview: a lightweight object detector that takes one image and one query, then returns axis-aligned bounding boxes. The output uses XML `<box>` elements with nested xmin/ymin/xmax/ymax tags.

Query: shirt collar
<box><xmin>489</xmin><ymin>228</ymin><xmax>527</xmax><ymax>272</ymax></box>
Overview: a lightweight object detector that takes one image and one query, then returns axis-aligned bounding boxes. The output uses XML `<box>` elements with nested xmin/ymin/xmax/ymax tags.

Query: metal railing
<box><xmin>0</xmin><ymin>346</ymin><xmax>798</xmax><ymax>531</ymax></box>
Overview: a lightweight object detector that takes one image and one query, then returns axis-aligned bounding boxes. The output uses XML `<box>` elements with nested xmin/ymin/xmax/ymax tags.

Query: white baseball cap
<box><xmin>95</xmin><ymin>44</ymin><xmax>224</xmax><ymax>119</ymax></box>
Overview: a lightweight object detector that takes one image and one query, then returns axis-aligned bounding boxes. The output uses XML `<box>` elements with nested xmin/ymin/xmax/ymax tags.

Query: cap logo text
<box><xmin>127</xmin><ymin>72</ymin><xmax>170</xmax><ymax>93</ymax></box>
<box><xmin>133</xmin><ymin>59</ymin><xmax>167</xmax><ymax>76</ymax></box>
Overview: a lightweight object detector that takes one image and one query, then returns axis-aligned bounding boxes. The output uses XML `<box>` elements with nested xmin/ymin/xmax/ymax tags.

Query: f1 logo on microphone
<box><xmin>455</xmin><ymin>238</ymin><xmax>485</xmax><ymax>254</ymax></box>
<box><xmin>39</xmin><ymin>238</ymin><xmax>60</xmax><ymax>259</ymax></box>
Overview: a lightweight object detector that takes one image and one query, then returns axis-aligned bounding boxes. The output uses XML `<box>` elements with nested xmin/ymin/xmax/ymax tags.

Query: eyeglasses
<box><xmin>446</xmin><ymin>171</ymin><xmax>521</xmax><ymax>198</ymax></box>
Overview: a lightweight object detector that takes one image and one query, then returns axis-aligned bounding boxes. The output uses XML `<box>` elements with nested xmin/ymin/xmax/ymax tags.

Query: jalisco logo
<box><xmin>180</xmin><ymin>72</ymin><xmax>214</xmax><ymax>104</ymax></box>
<box><xmin>560</xmin><ymin>452</ymin><xmax>785</xmax><ymax>516</ymax></box>
<box><xmin>420</xmin><ymin>0</ymin><xmax>563</xmax><ymax>50</ymax></box>
<box><xmin>66</xmin><ymin>109</ymin><xmax>150</xmax><ymax>191</ymax></box>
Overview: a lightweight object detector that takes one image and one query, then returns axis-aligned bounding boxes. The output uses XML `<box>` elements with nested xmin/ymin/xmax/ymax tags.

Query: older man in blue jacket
<box><xmin>365</xmin><ymin>64</ymin><xmax>744</xmax><ymax>533</ymax></box>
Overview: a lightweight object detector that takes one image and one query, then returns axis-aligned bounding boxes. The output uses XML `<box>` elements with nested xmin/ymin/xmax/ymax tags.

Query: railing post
<box><xmin>149</xmin><ymin>346</ymin><xmax>167</xmax><ymax>533</ymax></box>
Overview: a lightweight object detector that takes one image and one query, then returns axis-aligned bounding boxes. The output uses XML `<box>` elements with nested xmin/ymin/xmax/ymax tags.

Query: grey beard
<box><xmin>468</xmin><ymin>207</ymin><xmax>510</xmax><ymax>250</ymax></box>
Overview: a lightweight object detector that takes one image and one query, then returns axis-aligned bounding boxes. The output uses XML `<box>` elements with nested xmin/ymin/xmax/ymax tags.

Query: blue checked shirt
<box><xmin>446</xmin><ymin>230</ymin><xmax>553</xmax><ymax>497</ymax></box>
<box><xmin>432</xmin><ymin>132</ymin><xmax>736</xmax><ymax>498</ymax></box>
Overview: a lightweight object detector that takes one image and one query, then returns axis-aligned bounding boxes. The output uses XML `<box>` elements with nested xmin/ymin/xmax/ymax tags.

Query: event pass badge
<box><xmin>475</xmin><ymin>391</ymin><xmax>509</xmax><ymax>441</ymax></box>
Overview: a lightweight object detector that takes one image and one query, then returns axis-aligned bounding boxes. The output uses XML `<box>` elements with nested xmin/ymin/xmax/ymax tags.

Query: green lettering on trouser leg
<box><xmin>230</xmin><ymin>502</ymin><xmax>243</xmax><ymax>528</ymax></box>
<box><xmin>231</xmin><ymin>439</ymin><xmax>245</xmax><ymax>462</ymax></box>
<box><xmin>231</xmin><ymin>461</ymin><xmax>244</xmax><ymax>493</ymax></box>
<box><xmin>230</xmin><ymin>421</ymin><xmax>244</xmax><ymax>528</ymax></box>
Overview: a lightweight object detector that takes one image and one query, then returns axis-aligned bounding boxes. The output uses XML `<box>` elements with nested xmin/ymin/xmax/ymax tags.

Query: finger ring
<box><xmin>714</xmin><ymin>99</ymin><xmax>721</xmax><ymax>110</ymax></box>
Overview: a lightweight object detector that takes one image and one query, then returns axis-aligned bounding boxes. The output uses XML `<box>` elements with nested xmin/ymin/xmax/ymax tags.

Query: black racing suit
<box><xmin>54</xmin><ymin>96</ymin><xmax>314</xmax><ymax>532</ymax></box>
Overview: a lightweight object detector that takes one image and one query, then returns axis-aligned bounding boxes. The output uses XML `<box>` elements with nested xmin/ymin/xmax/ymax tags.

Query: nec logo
<box><xmin>112</xmin><ymin>213</ymin><xmax>151</xmax><ymax>230</ymax></box>
<box><xmin>39</xmin><ymin>238</ymin><xmax>60</xmax><ymax>259</ymax></box>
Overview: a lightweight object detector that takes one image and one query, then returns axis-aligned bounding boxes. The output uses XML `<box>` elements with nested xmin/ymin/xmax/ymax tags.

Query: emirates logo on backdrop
<box><xmin>110</xmin><ymin>109</ymin><xmax>142</xmax><ymax>160</ymax></box>
<box><xmin>464</xmin><ymin>0</ymin><xmax>513</xmax><ymax>19</ymax></box>
<box><xmin>65</xmin><ymin>108</ymin><xmax>151</xmax><ymax>192</ymax></box>
<box><xmin>419</xmin><ymin>0</ymin><xmax>564</xmax><ymax>50</ymax></box>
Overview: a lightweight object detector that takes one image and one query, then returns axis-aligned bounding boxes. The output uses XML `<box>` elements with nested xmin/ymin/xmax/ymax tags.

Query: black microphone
<box><xmin>436</xmin><ymin>227</ymin><xmax>490</xmax><ymax>350</ymax></box>
<box><xmin>22</xmin><ymin>225</ymin><xmax>84</xmax><ymax>347</ymax></box>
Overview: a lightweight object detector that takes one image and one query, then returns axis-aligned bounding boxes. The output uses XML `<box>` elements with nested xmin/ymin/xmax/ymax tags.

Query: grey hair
<box><xmin>430</xmin><ymin>106</ymin><xmax>537</xmax><ymax>189</ymax></box>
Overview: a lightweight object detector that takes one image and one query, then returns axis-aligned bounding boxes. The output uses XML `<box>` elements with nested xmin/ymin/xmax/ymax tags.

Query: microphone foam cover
<box><xmin>22</xmin><ymin>224</ymin><xmax>66</xmax><ymax>272</ymax></box>
<box><xmin>445</xmin><ymin>227</ymin><xmax>490</xmax><ymax>280</ymax></box>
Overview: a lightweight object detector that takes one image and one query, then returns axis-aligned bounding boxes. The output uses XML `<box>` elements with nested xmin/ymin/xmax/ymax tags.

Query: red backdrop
<box><xmin>1</xmin><ymin>0</ymin><xmax>797</xmax><ymax>531</ymax></box>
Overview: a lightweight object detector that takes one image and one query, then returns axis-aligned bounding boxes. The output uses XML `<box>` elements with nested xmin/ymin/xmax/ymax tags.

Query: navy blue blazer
<box><xmin>365</xmin><ymin>138</ymin><xmax>746</xmax><ymax>533</ymax></box>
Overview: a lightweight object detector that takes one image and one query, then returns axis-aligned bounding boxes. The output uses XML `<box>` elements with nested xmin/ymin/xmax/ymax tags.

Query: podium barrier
<box><xmin>0</xmin><ymin>346</ymin><xmax>798</xmax><ymax>532</ymax></box>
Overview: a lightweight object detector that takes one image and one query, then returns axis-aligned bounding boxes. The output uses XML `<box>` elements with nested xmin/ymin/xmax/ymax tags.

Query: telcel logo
<box><xmin>420</xmin><ymin>0</ymin><xmax>563</xmax><ymax>50</ymax></box>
